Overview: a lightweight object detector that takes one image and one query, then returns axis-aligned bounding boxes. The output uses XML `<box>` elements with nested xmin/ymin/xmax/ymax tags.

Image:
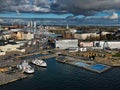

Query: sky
<box><xmin>0</xmin><ymin>0</ymin><xmax>120</xmax><ymax>19</ymax></box>
<box><xmin>0</xmin><ymin>13</ymin><xmax>75</xmax><ymax>19</ymax></box>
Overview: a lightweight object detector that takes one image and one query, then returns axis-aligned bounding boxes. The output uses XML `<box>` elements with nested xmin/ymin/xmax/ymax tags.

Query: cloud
<box><xmin>11</xmin><ymin>5</ymin><xmax>50</xmax><ymax>12</ymax></box>
<box><xmin>109</xmin><ymin>12</ymin><xmax>119</xmax><ymax>19</ymax></box>
<box><xmin>0</xmin><ymin>0</ymin><xmax>120</xmax><ymax>16</ymax></box>
<box><xmin>0</xmin><ymin>0</ymin><xmax>51</xmax><ymax>12</ymax></box>
<box><xmin>54</xmin><ymin>0</ymin><xmax>120</xmax><ymax>15</ymax></box>
<box><xmin>104</xmin><ymin>12</ymin><xmax>119</xmax><ymax>19</ymax></box>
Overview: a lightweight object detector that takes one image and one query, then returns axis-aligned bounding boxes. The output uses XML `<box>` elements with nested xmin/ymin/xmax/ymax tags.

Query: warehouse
<box><xmin>94</xmin><ymin>41</ymin><xmax>120</xmax><ymax>49</ymax></box>
<box><xmin>55</xmin><ymin>39</ymin><xmax>78</xmax><ymax>49</ymax></box>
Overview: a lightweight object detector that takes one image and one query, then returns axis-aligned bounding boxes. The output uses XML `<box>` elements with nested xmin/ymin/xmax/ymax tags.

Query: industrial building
<box><xmin>55</xmin><ymin>39</ymin><xmax>78</xmax><ymax>49</ymax></box>
<box><xmin>94</xmin><ymin>41</ymin><xmax>120</xmax><ymax>49</ymax></box>
<box><xmin>79</xmin><ymin>41</ymin><xmax>120</xmax><ymax>50</ymax></box>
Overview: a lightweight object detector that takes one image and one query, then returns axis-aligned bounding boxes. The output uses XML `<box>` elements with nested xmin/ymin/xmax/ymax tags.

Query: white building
<box><xmin>74</xmin><ymin>31</ymin><xmax>110</xmax><ymax>40</ymax></box>
<box><xmin>74</xmin><ymin>33</ymin><xmax>99</xmax><ymax>40</ymax></box>
<box><xmin>69</xmin><ymin>29</ymin><xmax>77</xmax><ymax>33</ymax></box>
<box><xmin>79</xmin><ymin>48</ymin><xmax>87</xmax><ymax>52</ymax></box>
<box><xmin>94</xmin><ymin>41</ymin><xmax>120</xmax><ymax>49</ymax></box>
<box><xmin>22</xmin><ymin>32</ymin><xmax>34</xmax><ymax>40</ymax></box>
<box><xmin>0</xmin><ymin>44</ymin><xmax>21</xmax><ymax>52</ymax></box>
<box><xmin>0</xmin><ymin>51</ymin><xmax>6</xmax><ymax>55</ymax></box>
<box><xmin>55</xmin><ymin>39</ymin><xmax>78</xmax><ymax>49</ymax></box>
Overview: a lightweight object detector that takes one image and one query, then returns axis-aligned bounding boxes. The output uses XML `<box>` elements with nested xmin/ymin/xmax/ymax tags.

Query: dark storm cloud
<box><xmin>0</xmin><ymin>0</ymin><xmax>120</xmax><ymax>15</ymax></box>
<box><xmin>54</xmin><ymin>0</ymin><xmax>120</xmax><ymax>15</ymax></box>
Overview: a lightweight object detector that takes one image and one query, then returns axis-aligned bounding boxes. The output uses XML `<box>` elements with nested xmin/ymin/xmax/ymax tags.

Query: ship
<box><xmin>17</xmin><ymin>60</ymin><xmax>34</xmax><ymax>74</ymax></box>
<box><xmin>32</xmin><ymin>58</ymin><xmax>47</xmax><ymax>67</ymax></box>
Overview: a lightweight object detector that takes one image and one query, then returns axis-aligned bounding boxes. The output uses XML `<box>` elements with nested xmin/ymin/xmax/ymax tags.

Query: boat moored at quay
<box><xmin>32</xmin><ymin>58</ymin><xmax>47</xmax><ymax>67</ymax></box>
<box><xmin>17</xmin><ymin>60</ymin><xmax>35</xmax><ymax>74</ymax></box>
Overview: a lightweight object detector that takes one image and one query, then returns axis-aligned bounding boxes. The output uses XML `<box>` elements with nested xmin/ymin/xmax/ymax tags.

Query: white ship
<box><xmin>32</xmin><ymin>58</ymin><xmax>47</xmax><ymax>67</ymax></box>
<box><xmin>18</xmin><ymin>60</ymin><xmax>34</xmax><ymax>74</ymax></box>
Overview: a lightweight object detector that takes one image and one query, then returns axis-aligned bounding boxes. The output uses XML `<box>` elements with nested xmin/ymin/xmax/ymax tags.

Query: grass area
<box><xmin>113</xmin><ymin>53</ymin><xmax>120</xmax><ymax>57</ymax></box>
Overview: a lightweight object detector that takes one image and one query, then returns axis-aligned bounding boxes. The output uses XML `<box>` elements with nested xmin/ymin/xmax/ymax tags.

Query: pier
<box><xmin>15</xmin><ymin>50</ymin><xmax>50</xmax><ymax>58</ymax></box>
<box><xmin>16</xmin><ymin>52</ymin><xmax>57</xmax><ymax>60</ymax></box>
<box><xmin>38</xmin><ymin>54</ymin><xmax>57</xmax><ymax>60</ymax></box>
<box><xmin>0</xmin><ymin>71</ymin><xmax>27</xmax><ymax>86</ymax></box>
<box><xmin>56</xmin><ymin>56</ymin><xmax>111</xmax><ymax>73</ymax></box>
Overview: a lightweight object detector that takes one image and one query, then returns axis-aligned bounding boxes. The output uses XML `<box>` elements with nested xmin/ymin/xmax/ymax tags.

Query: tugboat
<box><xmin>32</xmin><ymin>58</ymin><xmax>47</xmax><ymax>67</ymax></box>
<box><xmin>18</xmin><ymin>60</ymin><xmax>34</xmax><ymax>74</ymax></box>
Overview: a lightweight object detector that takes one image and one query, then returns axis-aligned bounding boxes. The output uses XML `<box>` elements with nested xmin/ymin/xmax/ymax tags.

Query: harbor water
<box><xmin>1</xmin><ymin>58</ymin><xmax>120</xmax><ymax>90</ymax></box>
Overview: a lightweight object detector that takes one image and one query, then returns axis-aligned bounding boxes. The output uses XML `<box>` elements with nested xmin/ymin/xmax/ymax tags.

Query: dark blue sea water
<box><xmin>1</xmin><ymin>58</ymin><xmax>120</xmax><ymax>90</ymax></box>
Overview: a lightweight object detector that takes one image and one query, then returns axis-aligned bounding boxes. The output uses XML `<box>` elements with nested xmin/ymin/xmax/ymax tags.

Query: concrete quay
<box><xmin>0</xmin><ymin>71</ymin><xmax>27</xmax><ymax>86</ymax></box>
<box><xmin>56</xmin><ymin>56</ymin><xmax>111</xmax><ymax>73</ymax></box>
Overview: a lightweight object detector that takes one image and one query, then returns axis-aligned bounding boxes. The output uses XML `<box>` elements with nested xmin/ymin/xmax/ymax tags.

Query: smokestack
<box><xmin>34</xmin><ymin>21</ymin><xmax>36</xmax><ymax>28</ymax></box>
<box><xmin>27</xmin><ymin>21</ymin><xmax>30</xmax><ymax>27</ymax></box>
<box><xmin>30</xmin><ymin>21</ymin><xmax>33</xmax><ymax>27</ymax></box>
